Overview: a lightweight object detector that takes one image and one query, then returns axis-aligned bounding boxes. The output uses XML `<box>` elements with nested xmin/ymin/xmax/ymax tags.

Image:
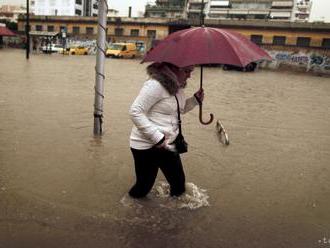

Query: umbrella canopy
<box><xmin>142</xmin><ymin>26</ymin><xmax>271</xmax><ymax>68</ymax></box>
<box><xmin>0</xmin><ymin>26</ymin><xmax>16</xmax><ymax>37</ymax></box>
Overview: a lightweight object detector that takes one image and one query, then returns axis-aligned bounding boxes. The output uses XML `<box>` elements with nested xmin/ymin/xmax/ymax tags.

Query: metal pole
<box><xmin>198</xmin><ymin>0</ymin><xmax>214</xmax><ymax>125</ymax></box>
<box><xmin>200</xmin><ymin>0</ymin><xmax>204</xmax><ymax>89</ymax></box>
<box><xmin>93</xmin><ymin>0</ymin><xmax>108</xmax><ymax>135</ymax></box>
<box><xmin>200</xmin><ymin>65</ymin><xmax>203</xmax><ymax>89</ymax></box>
<box><xmin>26</xmin><ymin>0</ymin><xmax>30</xmax><ymax>59</ymax></box>
<box><xmin>200</xmin><ymin>0</ymin><xmax>205</xmax><ymax>26</ymax></box>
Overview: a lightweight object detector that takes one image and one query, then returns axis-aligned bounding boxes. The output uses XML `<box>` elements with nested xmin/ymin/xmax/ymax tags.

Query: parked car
<box><xmin>106</xmin><ymin>43</ymin><xmax>137</xmax><ymax>58</ymax></box>
<box><xmin>42</xmin><ymin>44</ymin><xmax>64</xmax><ymax>54</ymax></box>
<box><xmin>69</xmin><ymin>46</ymin><xmax>89</xmax><ymax>55</ymax></box>
<box><xmin>223</xmin><ymin>62</ymin><xmax>257</xmax><ymax>72</ymax></box>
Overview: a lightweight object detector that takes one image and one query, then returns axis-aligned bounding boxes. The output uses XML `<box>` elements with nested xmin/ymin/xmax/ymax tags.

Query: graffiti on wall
<box><xmin>263</xmin><ymin>50</ymin><xmax>330</xmax><ymax>74</ymax></box>
<box><xmin>309</xmin><ymin>54</ymin><xmax>330</xmax><ymax>71</ymax></box>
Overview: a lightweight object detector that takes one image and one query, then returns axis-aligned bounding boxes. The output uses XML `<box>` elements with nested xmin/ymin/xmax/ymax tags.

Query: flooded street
<box><xmin>1</xmin><ymin>49</ymin><xmax>330</xmax><ymax>248</ymax></box>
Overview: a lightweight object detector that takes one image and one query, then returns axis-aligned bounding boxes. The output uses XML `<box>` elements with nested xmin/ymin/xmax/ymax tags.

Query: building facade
<box><xmin>0</xmin><ymin>5</ymin><xmax>26</xmax><ymax>23</ymax></box>
<box><xmin>145</xmin><ymin>0</ymin><xmax>296</xmax><ymax>21</ymax></box>
<box><xmin>17</xmin><ymin>15</ymin><xmax>170</xmax><ymax>50</ymax></box>
<box><xmin>186</xmin><ymin>0</ymin><xmax>207</xmax><ymax>19</ymax></box>
<box><xmin>293</xmin><ymin>0</ymin><xmax>312</xmax><ymax>22</ymax></box>
<box><xmin>17</xmin><ymin>15</ymin><xmax>330</xmax><ymax>50</ymax></box>
<box><xmin>30</xmin><ymin>0</ymin><xmax>98</xmax><ymax>16</ymax></box>
<box><xmin>206</xmin><ymin>0</ymin><xmax>295</xmax><ymax>20</ymax></box>
<box><xmin>144</xmin><ymin>0</ymin><xmax>186</xmax><ymax>18</ymax></box>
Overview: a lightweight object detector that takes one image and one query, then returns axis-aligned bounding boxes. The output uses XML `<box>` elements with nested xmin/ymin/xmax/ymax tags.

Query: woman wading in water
<box><xmin>128</xmin><ymin>62</ymin><xmax>204</xmax><ymax>198</ymax></box>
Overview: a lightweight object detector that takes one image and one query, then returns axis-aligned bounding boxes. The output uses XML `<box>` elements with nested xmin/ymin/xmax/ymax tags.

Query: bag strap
<box><xmin>174</xmin><ymin>95</ymin><xmax>182</xmax><ymax>135</ymax></box>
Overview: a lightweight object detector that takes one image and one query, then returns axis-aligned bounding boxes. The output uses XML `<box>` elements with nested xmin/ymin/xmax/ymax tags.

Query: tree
<box><xmin>0</xmin><ymin>19</ymin><xmax>18</xmax><ymax>31</ymax></box>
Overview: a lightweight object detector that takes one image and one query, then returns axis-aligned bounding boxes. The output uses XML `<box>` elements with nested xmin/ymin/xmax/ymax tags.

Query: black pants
<box><xmin>129</xmin><ymin>147</ymin><xmax>186</xmax><ymax>198</ymax></box>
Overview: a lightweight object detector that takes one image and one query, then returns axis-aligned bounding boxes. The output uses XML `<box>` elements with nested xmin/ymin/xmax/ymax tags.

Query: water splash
<box><xmin>120</xmin><ymin>194</ymin><xmax>143</xmax><ymax>209</ymax></box>
<box><xmin>120</xmin><ymin>181</ymin><xmax>209</xmax><ymax>210</ymax></box>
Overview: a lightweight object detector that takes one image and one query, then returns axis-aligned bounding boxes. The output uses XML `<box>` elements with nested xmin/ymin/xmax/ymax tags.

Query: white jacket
<box><xmin>129</xmin><ymin>79</ymin><xmax>199</xmax><ymax>150</ymax></box>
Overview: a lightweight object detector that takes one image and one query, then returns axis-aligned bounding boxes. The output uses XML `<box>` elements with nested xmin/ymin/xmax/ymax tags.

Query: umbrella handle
<box><xmin>199</xmin><ymin>103</ymin><xmax>214</xmax><ymax>125</ymax></box>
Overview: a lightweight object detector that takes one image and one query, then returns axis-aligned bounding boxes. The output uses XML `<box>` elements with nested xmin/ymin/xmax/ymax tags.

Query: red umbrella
<box><xmin>143</xmin><ymin>27</ymin><xmax>271</xmax><ymax>67</ymax></box>
<box><xmin>142</xmin><ymin>27</ymin><xmax>272</xmax><ymax>125</ymax></box>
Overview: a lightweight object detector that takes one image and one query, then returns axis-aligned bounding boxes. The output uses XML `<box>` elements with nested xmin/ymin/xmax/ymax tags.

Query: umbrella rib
<box><xmin>219</xmin><ymin>29</ymin><xmax>270</xmax><ymax>66</ymax></box>
<box><xmin>218</xmin><ymin>29</ymin><xmax>249</xmax><ymax>66</ymax></box>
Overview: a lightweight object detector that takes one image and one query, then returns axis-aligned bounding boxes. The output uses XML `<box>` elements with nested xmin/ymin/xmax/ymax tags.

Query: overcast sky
<box><xmin>0</xmin><ymin>0</ymin><xmax>329</xmax><ymax>22</ymax></box>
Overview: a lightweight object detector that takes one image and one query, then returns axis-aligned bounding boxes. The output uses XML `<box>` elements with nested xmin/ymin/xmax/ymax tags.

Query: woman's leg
<box><xmin>158</xmin><ymin>151</ymin><xmax>186</xmax><ymax>197</ymax></box>
<box><xmin>129</xmin><ymin>148</ymin><xmax>159</xmax><ymax>198</ymax></box>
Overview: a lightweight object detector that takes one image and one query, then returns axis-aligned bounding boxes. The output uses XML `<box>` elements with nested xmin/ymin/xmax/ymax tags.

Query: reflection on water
<box><xmin>1</xmin><ymin>50</ymin><xmax>330</xmax><ymax>247</ymax></box>
<box><xmin>89</xmin><ymin>136</ymin><xmax>103</xmax><ymax>147</ymax></box>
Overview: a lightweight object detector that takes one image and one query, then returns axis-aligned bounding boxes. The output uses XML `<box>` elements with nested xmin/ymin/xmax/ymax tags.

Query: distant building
<box><xmin>187</xmin><ymin>0</ymin><xmax>207</xmax><ymax>20</ymax></box>
<box><xmin>144</xmin><ymin>0</ymin><xmax>186</xmax><ymax>18</ymax></box>
<box><xmin>0</xmin><ymin>5</ymin><xmax>26</xmax><ymax>23</ymax></box>
<box><xmin>16</xmin><ymin>15</ymin><xmax>330</xmax><ymax>51</ymax></box>
<box><xmin>206</xmin><ymin>0</ymin><xmax>295</xmax><ymax>20</ymax></box>
<box><xmin>145</xmin><ymin>0</ymin><xmax>296</xmax><ymax>21</ymax></box>
<box><xmin>293</xmin><ymin>0</ymin><xmax>312</xmax><ymax>22</ymax></box>
<box><xmin>30</xmin><ymin>0</ymin><xmax>99</xmax><ymax>16</ymax></box>
<box><xmin>0</xmin><ymin>5</ymin><xmax>21</xmax><ymax>13</ymax></box>
<box><xmin>107</xmin><ymin>8</ymin><xmax>119</xmax><ymax>17</ymax></box>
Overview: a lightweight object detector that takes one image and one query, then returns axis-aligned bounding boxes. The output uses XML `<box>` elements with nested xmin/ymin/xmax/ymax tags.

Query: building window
<box><xmin>250</xmin><ymin>35</ymin><xmax>263</xmax><ymax>45</ymax></box>
<box><xmin>115</xmin><ymin>28</ymin><xmax>123</xmax><ymax>36</ymax></box>
<box><xmin>36</xmin><ymin>25</ymin><xmax>43</xmax><ymax>31</ymax></box>
<box><xmin>60</xmin><ymin>26</ymin><xmax>66</xmax><ymax>32</ymax></box>
<box><xmin>296</xmin><ymin>37</ymin><xmax>311</xmax><ymax>47</ymax></box>
<box><xmin>321</xmin><ymin>38</ymin><xmax>330</xmax><ymax>49</ymax></box>
<box><xmin>130</xmin><ymin>29</ymin><xmax>139</xmax><ymax>37</ymax></box>
<box><xmin>93</xmin><ymin>3</ymin><xmax>98</xmax><ymax>9</ymax></box>
<box><xmin>47</xmin><ymin>25</ymin><xmax>54</xmax><ymax>32</ymax></box>
<box><xmin>75</xmin><ymin>9</ymin><xmax>82</xmax><ymax>15</ymax></box>
<box><xmin>147</xmin><ymin>30</ymin><xmax>156</xmax><ymax>38</ymax></box>
<box><xmin>115</xmin><ymin>17</ymin><xmax>122</xmax><ymax>25</ymax></box>
<box><xmin>86</xmin><ymin>27</ymin><xmax>94</xmax><ymax>35</ymax></box>
<box><xmin>272</xmin><ymin>36</ymin><xmax>286</xmax><ymax>46</ymax></box>
<box><xmin>76</xmin><ymin>0</ymin><xmax>82</xmax><ymax>4</ymax></box>
<box><xmin>93</xmin><ymin>13</ymin><xmax>97</xmax><ymax>17</ymax></box>
<box><xmin>72</xmin><ymin>26</ymin><xmax>80</xmax><ymax>35</ymax></box>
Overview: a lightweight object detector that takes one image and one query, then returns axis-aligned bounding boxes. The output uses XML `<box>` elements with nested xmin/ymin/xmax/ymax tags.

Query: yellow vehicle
<box><xmin>106</xmin><ymin>43</ymin><xmax>137</xmax><ymax>58</ymax></box>
<box><xmin>70</xmin><ymin>46</ymin><xmax>89</xmax><ymax>55</ymax></box>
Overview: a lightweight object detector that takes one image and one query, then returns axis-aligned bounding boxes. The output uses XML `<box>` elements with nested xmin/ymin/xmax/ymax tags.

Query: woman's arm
<box><xmin>183</xmin><ymin>96</ymin><xmax>199</xmax><ymax>113</ymax></box>
<box><xmin>182</xmin><ymin>88</ymin><xmax>204</xmax><ymax>114</ymax></box>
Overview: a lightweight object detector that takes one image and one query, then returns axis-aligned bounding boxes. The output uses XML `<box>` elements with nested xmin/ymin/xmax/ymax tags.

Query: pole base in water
<box><xmin>93</xmin><ymin>114</ymin><xmax>103</xmax><ymax>135</ymax></box>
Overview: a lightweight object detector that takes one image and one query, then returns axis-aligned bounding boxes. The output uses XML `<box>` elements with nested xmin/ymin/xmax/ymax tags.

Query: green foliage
<box><xmin>0</xmin><ymin>19</ymin><xmax>18</xmax><ymax>31</ymax></box>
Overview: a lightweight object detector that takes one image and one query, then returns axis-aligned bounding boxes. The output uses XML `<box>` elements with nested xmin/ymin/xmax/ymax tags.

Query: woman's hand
<box><xmin>155</xmin><ymin>133</ymin><xmax>170</xmax><ymax>149</ymax></box>
<box><xmin>155</xmin><ymin>134</ymin><xmax>176</xmax><ymax>152</ymax></box>
<box><xmin>194</xmin><ymin>88</ymin><xmax>204</xmax><ymax>104</ymax></box>
<box><xmin>155</xmin><ymin>136</ymin><xmax>167</xmax><ymax>149</ymax></box>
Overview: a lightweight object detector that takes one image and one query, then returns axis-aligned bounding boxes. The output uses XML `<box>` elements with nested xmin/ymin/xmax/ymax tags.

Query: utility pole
<box><xmin>93</xmin><ymin>0</ymin><xmax>108</xmax><ymax>135</ymax></box>
<box><xmin>26</xmin><ymin>0</ymin><xmax>30</xmax><ymax>59</ymax></box>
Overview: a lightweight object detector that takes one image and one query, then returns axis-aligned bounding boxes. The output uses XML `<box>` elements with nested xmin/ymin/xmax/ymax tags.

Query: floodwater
<box><xmin>1</xmin><ymin>49</ymin><xmax>330</xmax><ymax>248</ymax></box>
